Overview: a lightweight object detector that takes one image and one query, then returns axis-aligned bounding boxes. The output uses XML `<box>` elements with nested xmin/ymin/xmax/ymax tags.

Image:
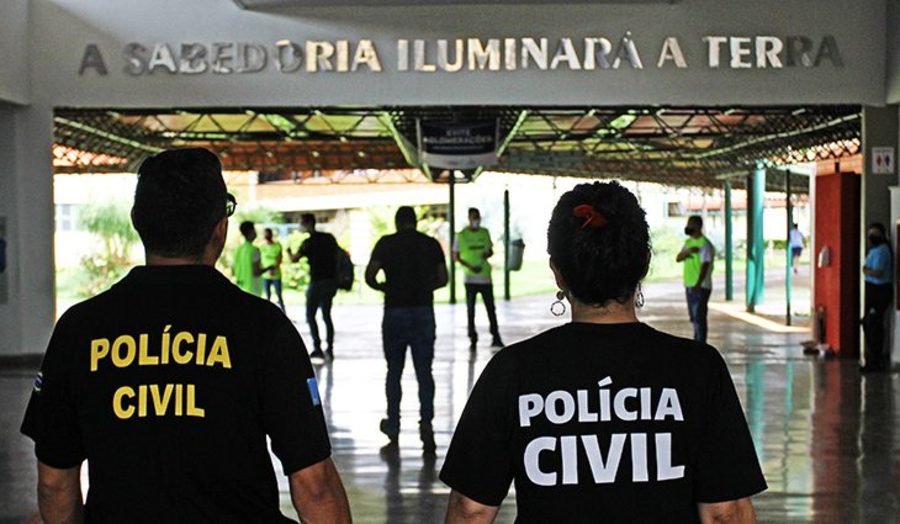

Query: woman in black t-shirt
<box><xmin>440</xmin><ymin>182</ymin><xmax>766</xmax><ymax>524</ymax></box>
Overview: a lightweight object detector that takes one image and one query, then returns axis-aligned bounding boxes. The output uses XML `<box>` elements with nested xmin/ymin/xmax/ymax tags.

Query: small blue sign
<box><xmin>33</xmin><ymin>372</ymin><xmax>43</xmax><ymax>393</ymax></box>
<box><xmin>307</xmin><ymin>377</ymin><xmax>321</xmax><ymax>407</ymax></box>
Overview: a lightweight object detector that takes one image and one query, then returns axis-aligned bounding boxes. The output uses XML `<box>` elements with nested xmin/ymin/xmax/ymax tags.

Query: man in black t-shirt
<box><xmin>21</xmin><ymin>149</ymin><xmax>351</xmax><ymax>523</ymax></box>
<box><xmin>289</xmin><ymin>213</ymin><xmax>340</xmax><ymax>361</ymax></box>
<box><xmin>365</xmin><ymin>206</ymin><xmax>448</xmax><ymax>453</ymax></box>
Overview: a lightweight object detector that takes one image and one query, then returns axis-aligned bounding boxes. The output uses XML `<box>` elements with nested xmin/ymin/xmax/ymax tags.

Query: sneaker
<box><xmin>491</xmin><ymin>337</ymin><xmax>505</xmax><ymax>348</ymax></box>
<box><xmin>309</xmin><ymin>349</ymin><xmax>325</xmax><ymax>362</ymax></box>
<box><xmin>380</xmin><ymin>418</ymin><xmax>399</xmax><ymax>443</ymax></box>
<box><xmin>420</xmin><ymin>423</ymin><xmax>436</xmax><ymax>455</ymax></box>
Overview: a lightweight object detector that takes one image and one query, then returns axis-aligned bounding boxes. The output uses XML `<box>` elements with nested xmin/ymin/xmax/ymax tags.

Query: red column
<box><xmin>814</xmin><ymin>172</ymin><xmax>860</xmax><ymax>357</ymax></box>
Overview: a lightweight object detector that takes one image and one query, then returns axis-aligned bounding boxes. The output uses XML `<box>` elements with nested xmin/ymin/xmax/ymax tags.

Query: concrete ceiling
<box><xmin>232</xmin><ymin>0</ymin><xmax>668</xmax><ymax>7</ymax></box>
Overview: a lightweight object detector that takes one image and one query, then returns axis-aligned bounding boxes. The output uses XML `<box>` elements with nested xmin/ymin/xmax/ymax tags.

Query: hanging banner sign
<box><xmin>417</xmin><ymin>120</ymin><xmax>499</xmax><ymax>169</ymax></box>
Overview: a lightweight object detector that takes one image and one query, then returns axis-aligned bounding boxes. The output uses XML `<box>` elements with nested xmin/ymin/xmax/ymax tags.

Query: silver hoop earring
<box><xmin>551</xmin><ymin>290</ymin><xmax>567</xmax><ymax>317</ymax></box>
<box><xmin>635</xmin><ymin>285</ymin><xmax>645</xmax><ymax>309</ymax></box>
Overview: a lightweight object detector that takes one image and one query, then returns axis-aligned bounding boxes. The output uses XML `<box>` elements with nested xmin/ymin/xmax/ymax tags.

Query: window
<box><xmin>55</xmin><ymin>204</ymin><xmax>80</xmax><ymax>232</ymax></box>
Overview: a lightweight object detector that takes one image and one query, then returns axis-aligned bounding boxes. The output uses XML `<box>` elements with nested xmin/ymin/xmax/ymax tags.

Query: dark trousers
<box><xmin>382</xmin><ymin>306</ymin><xmax>436</xmax><ymax>429</ymax></box>
<box><xmin>686</xmin><ymin>287</ymin><xmax>712</xmax><ymax>343</ymax></box>
<box><xmin>306</xmin><ymin>279</ymin><xmax>337</xmax><ymax>350</ymax></box>
<box><xmin>863</xmin><ymin>282</ymin><xmax>892</xmax><ymax>370</ymax></box>
<box><xmin>465</xmin><ymin>283</ymin><xmax>500</xmax><ymax>341</ymax></box>
<box><xmin>264</xmin><ymin>278</ymin><xmax>286</xmax><ymax>312</ymax></box>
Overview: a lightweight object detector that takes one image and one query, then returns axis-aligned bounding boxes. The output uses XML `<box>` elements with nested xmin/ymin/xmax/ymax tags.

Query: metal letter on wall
<box><xmin>0</xmin><ymin>217</ymin><xmax>7</xmax><ymax>304</ymax></box>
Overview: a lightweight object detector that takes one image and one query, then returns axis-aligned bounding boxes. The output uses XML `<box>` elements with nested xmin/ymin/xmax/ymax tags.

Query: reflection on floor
<box><xmin>2</xmin><ymin>282</ymin><xmax>898</xmax><ymax>523</ymax></box>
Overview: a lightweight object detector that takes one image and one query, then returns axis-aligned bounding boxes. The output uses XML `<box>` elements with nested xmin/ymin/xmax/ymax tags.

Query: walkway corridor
<box><xmin>1</xmin><ymin>281</ymin><xmax>898</xmax><ymax>523</ymax></box>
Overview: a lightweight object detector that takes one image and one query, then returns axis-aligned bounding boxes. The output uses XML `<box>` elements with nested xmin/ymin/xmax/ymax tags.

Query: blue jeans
<box><xmin>264</xmin><ymin>278</ymin><xmax>285</xmax><ymax>312</ymax></box>
<box><xmin>686</xmin><ymin>287</ymin><xmax>711</xmax><ymax>343</ymax></box>
<box><xmin>306</xmin><ymin>279</ymin><xmax>337</xmax><ymax>350</ymax></box>
<box><xmin>382</xmin><ymin>307</ymin><xmax>436</xmax><ymax>429</ymax></box>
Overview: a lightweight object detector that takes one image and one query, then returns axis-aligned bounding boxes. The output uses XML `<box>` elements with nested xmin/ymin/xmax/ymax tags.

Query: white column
<box><xmin>0</xmin><ymin>103</ymin><xmax>55</xmax><ymax>356</ymax></box>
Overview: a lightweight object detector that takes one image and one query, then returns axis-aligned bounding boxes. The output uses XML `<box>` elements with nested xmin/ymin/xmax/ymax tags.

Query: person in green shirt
<box><xmin>234</xmin><ymin>221</ymin><xmax>266</xmax><ymax>296</ymax></box>
<box><xmin>676</xmin><ymin>215</ymin><xmax>715</xmax><ymax>343</ymax></box>
<box><xmin>454</xmin><ymin>207</ymin><xmax>504</xmax><ymax>351</ymax></box>
<box><xmin>261</xmin><ymin>228</ymin><xmax>286</xmax><ymax>312</ymax></box>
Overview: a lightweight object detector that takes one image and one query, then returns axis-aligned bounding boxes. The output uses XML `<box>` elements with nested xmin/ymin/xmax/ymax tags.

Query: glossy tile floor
<box><xmin>2</xmin><ymin>281</ymin><xmax>898</xmax><ymax>523</ymax></box>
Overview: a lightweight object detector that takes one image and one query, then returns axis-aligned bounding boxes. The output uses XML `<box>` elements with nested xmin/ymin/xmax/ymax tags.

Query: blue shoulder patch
<box><xmin>307</xmin><ymin>377</ymin><xmax>321</xmax><ymax>407</ymax></box>
<box><xmin>33</xmin><ymin>372</ymin><xmax>43</xmax><ymax>394</ymax></box>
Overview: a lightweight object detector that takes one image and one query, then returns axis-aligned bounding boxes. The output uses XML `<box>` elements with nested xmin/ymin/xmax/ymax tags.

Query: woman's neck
<box><xmin>570</xmin><ymin>298</ymin><xmax>639</xmax><ymax>324</ymax></box>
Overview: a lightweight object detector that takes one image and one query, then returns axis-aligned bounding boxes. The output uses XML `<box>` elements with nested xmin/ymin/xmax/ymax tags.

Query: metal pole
<box><xmin>449</xmin><ymin>172</ymin><xmax>457</xmax><ymax>305</ymax></box>
<box><xmin>747</xmin><ymin>165</ymin><xmax>766</xmax><ymax>312</ymax></box>
<box><xmin>504</xmin><ymin>189</ymin><xmax>511</xmax><ymax>301</ymax></box>
<box><xmin>725</xmin><ymin>181</ymin><xmax>734</xmax><ymax>301</ymax></box>
<box><xmin>786</xmin><ymin>171</ymin><xmax>793</xmax><ymax>326</ymax></box>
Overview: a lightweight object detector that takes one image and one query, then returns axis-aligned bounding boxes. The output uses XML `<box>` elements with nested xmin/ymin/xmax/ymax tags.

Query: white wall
<box><xmin>0</xmin><ymin>1</ymin><xmax>30</xmax><ymax>104</ymax></box>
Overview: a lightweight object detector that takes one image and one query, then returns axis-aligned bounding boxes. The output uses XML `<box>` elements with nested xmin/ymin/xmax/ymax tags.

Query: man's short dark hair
<box><xmin>468</xmin><ymin>207</ymin><xmax>480</xmax><ymax>216</ymax></box>
<box><xmin>132</xmin><ymin>148</ymin><xmax>227</xmax><ymax>259</ymax></box>
<box><xmin>688</xmin><ymin>215</ymin><xmax>703</xmax><ymax>227</ymax></box>
<box><xmin>395</xmin><ymin>206</ymin><xmax>417</xmax><ymax>228</ymax></box>
<box><xmin>240</xmin><ymin>221</ymin><xmax>256</xmax><ymax>237</ymax></box>
<box><xmin>301</xmin><ymin>213</ymin><xmax>316</xmax><ymax>226</ymax></box>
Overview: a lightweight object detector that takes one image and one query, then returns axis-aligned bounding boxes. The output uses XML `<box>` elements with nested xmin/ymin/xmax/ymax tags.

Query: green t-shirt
<box><xmin>260</xmin><ymin>241</ymin><xmax>283</xmax><ymax>280</ymax></box>
<box><xmin>234</xmin><ymin>241</ymin><xmax>262</xmax><ymax>296</ymax></box>
<box><xmin>455</xmin><ymin>227</ymin><xmax>493</xmax><ymax>284</ymax></box>
<box><xmin>682</xmin><ymin>236</ymin><xmax>714</xmax><ymax>289</ymax></box>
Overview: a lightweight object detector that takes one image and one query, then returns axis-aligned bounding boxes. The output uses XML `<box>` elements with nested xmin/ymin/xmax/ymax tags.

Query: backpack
<box><xmin>336</xmin><ymin>248</ymin><xmax>354</xmax><ymax>291</ymax></box>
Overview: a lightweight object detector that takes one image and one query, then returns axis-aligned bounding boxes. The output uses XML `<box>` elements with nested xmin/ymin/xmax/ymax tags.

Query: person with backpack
<box><xmin>289</xmin><ymin>213</ymin><xmax>340</xmax><ymax>362</ymax></box>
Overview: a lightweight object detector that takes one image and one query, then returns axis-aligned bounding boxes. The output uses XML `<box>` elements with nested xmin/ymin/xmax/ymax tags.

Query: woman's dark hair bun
<box><xmin>547</xmin><ymin>181</ymin><xmax>651</xmax><ymax>307</ymax></box>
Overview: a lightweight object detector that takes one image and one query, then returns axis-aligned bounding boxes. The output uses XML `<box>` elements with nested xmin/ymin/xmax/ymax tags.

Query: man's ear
<box><xmin>214</xmin><ymin>218</ymin><xmax>228</xmax><ymax>244</ymax></box>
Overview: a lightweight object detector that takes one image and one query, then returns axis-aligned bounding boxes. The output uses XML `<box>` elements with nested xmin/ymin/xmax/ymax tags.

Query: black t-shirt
<box><xmin>371</xmin><ymin>230</ymin><xmax>446</xmax><ymax>308</ymax></box>
<box><xmin>440</xmin><ymin>322</ymin><xmax>767</xmax><ymax>523</ymax></box>
<box><xmin>299</xmin><ymin>232</ymin><xmax>338</xmax><ymax>281</ymax></box>
<box><xmin>21</xmin><ymin>265</ymin><xmax>331</xmax><ymax>523</ymax></box>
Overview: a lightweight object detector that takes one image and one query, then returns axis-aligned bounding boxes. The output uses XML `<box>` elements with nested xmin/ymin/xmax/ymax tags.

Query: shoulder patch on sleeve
<box><xmin>307</xmin><ymin>377</ymin><xmax>321</xmax><ymax>407</ymax></box>
<box><xmin>33</xmin><ymin>372</ymin><xmax>43</xmax><ymax>394</ymax></box>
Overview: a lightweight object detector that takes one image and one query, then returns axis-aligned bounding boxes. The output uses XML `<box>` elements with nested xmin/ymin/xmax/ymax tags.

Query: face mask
<box><xmin>471</xmin><ymin>219</ymin><xmax>481</xmax><ymax>228</ymax></box>
<box><xmin>869</xmin><ymin>235</ymin><xmax>884</xmax><ymax>246</ymax></box>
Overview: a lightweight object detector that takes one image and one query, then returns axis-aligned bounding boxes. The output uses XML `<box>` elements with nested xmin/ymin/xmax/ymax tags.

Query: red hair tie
<box><xmin>573</xmin><ymin>204</ymin><xmax>607</xmax><ymax>229</ymax></box>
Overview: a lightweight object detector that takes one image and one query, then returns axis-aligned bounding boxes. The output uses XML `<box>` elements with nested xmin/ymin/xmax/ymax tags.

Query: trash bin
<box><xmin>507</xmin><ymin>239</ymin><xmax>525</xmax><ymax>271</ymax></box>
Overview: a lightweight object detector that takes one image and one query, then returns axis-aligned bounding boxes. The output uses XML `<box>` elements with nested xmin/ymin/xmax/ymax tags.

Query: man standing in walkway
<box><xmin>862</xmin><ymin>222</ymin><xmax>893</xmax><ymax>372</ymax></box>
<box><xmin>365</xmin><ymin>206</ymin><xmax>448</xmax><ymax>454</ymax></box>
<box><xmin>454</xmin><ymin>207</ymin><xmax>503</xmax><ymax>351</ymax></box>
<box><xmin>677</xmin><ymin>215</ymin><xmax>715</xmax><ymax>343</ymax></box>
<box><xmin>234</xmin><ymin>220</ymin><xmax>265</xmax><ymax>296</ymax></box>
<box><xmin>290</xmin><ymin>214</ymin><xmax>339</xmax><ymax>361</ymax></box>
<box><xmin>21</xmin><ymin>148</ymin><xmax>351</xmax><ymax>523</ymax></box>
<box><xmin>261</xmin><ymin>227</ymin><xmax>286</xmax><ymax>312</ymax></box>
